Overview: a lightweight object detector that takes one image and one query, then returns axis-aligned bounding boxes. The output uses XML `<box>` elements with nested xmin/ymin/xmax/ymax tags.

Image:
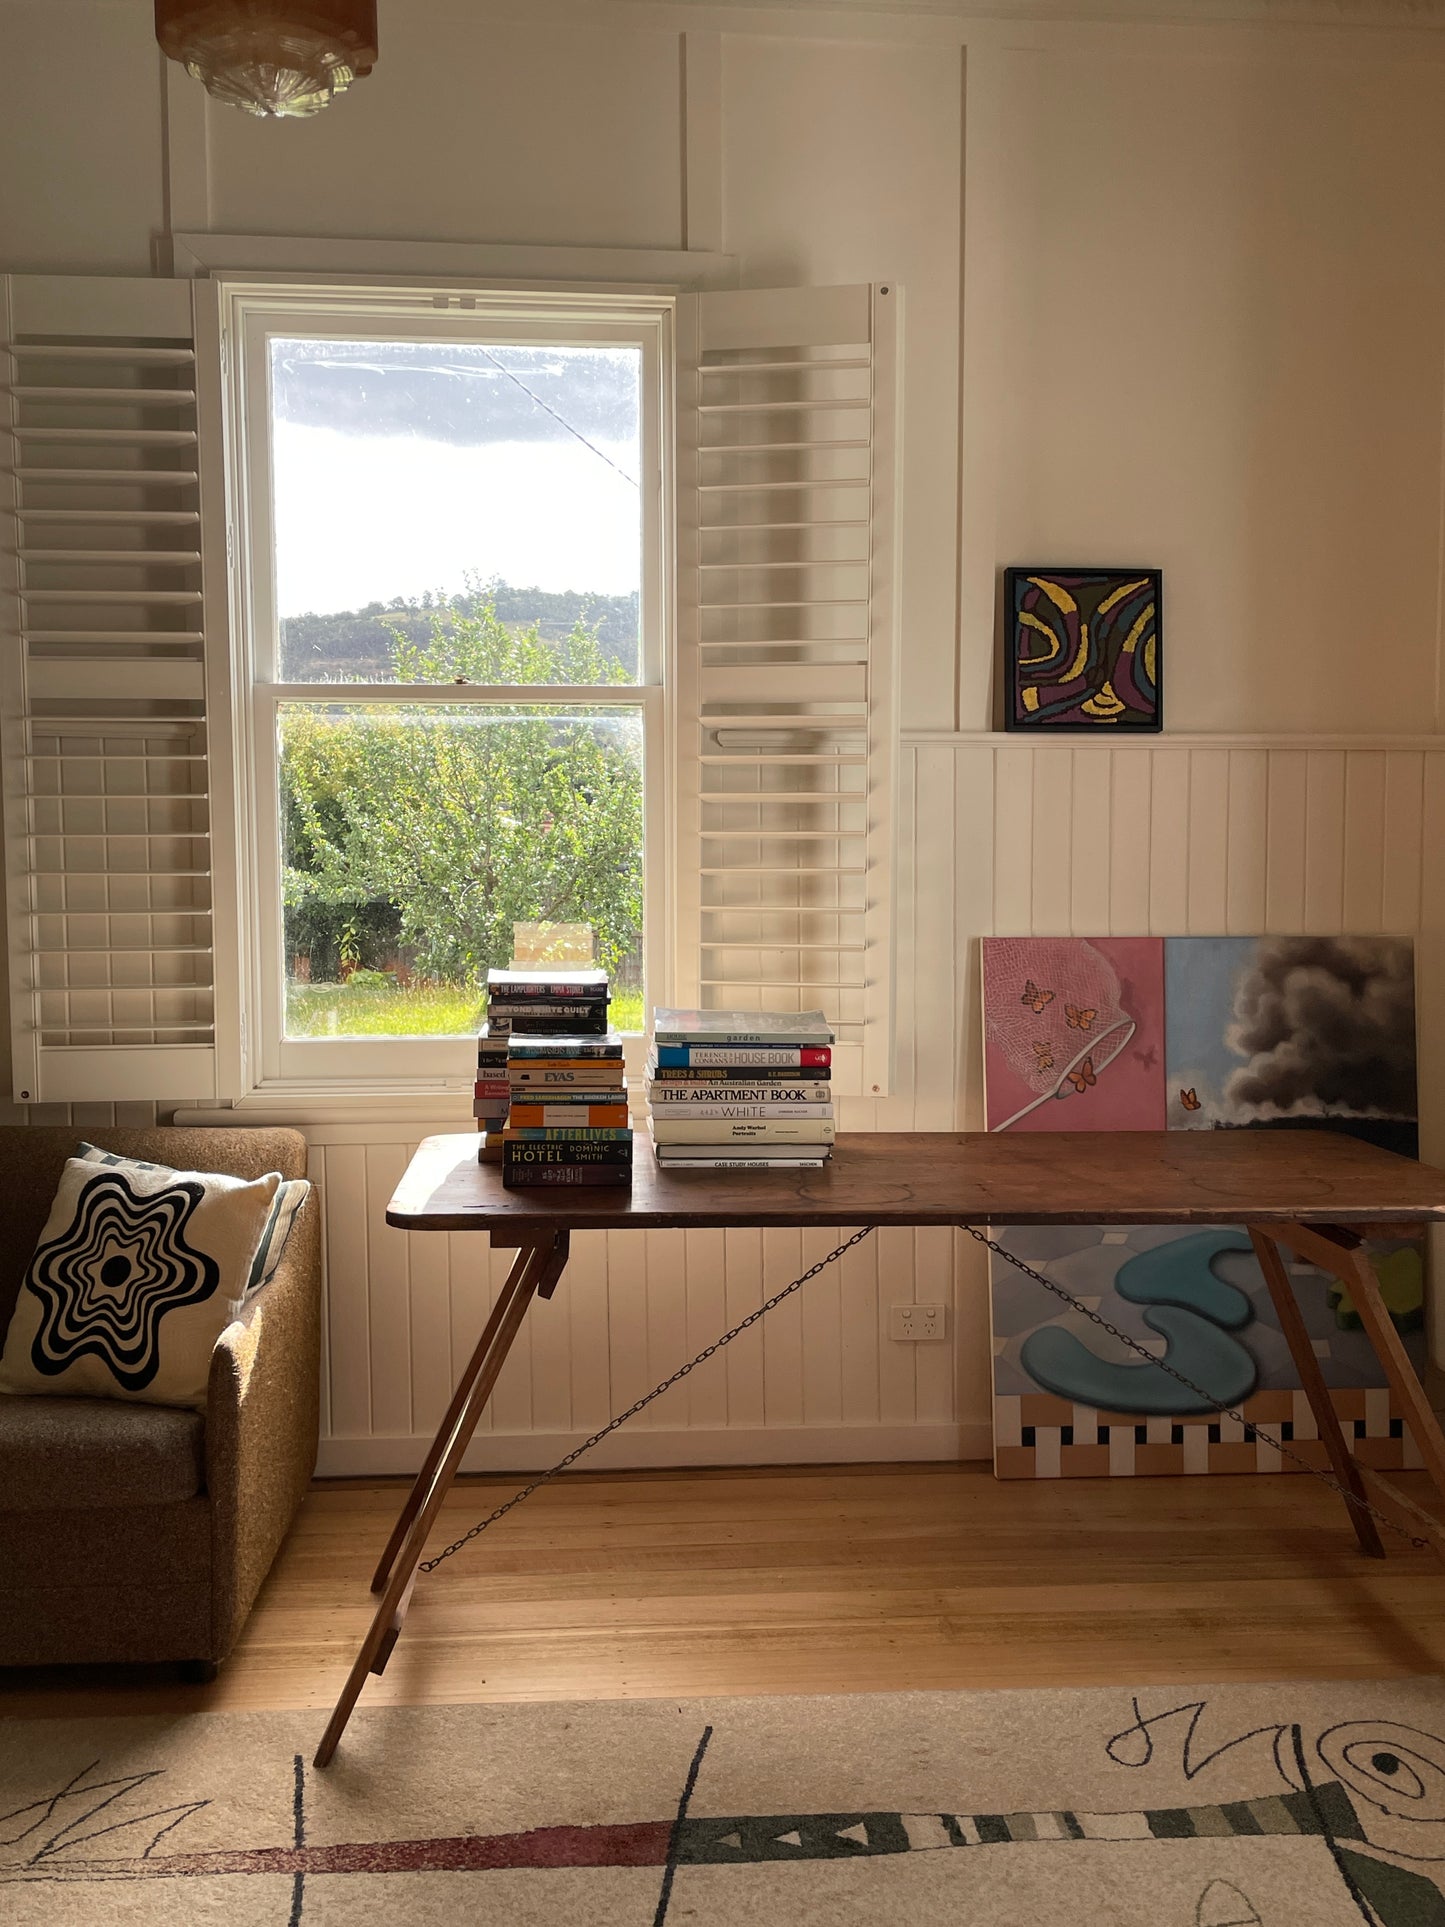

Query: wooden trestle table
<box><xmin>315</xmin><ymin>1129</ymin><xmax>1445</xmax><ymax>1765</ymax></box>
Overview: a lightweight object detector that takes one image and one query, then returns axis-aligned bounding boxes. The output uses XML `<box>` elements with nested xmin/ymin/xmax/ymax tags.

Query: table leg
<box><xmin>313</xmin><ymin>1241</ymin><xmax>549</xmax><ymax>1768</ymax></box>
<box><xmin>370</xmin><ymin>1279</ymin><xmax>522</xmax><ymax>1593</ymax></box>
<box><xmin>1259</xmin><ymin>1219</ymin><xmax>1445</xmax><ymax>1519</ymax></box>
<box><xmin>1333</xmin><ymin>1240</ymin><xmax>1445</xmax><ymax>1497</ymax></box>
<box><xmin>1247</xmin><ymin>1228</ymin><xmax>1384</xmax><ymax>1558</ymax></box>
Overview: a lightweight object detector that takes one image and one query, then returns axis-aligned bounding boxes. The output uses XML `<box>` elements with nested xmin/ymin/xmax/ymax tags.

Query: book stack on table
<box><xmin>475</xmin><ymin>967</ymin><xmax>613</xmax><ymax>1166</ymax></box>
<box><xmin>485</xmin><ymin>966</ymin><xmax>611</xmax><ymax>1038</ymax></box>
<box><xmin>474</xmin><ymin>1024</ymin><xmax>510</xmax><ymax>1162</ymax></box>
<box><xmin>499</xmin><ymin>977</ymin><xmax>631</xmax><ymax>1188</ymax></box>
<box><xmin>646</xmin><ymin>1009</ymin><xmax>835</xmax><ymax>1169</ymax></box>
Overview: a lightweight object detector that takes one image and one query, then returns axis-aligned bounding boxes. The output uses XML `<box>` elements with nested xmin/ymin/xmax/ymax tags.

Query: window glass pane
<box><xmin>281</xmin><ymin>703</ymin><xmax>644</xmax><ymax>1038</ymax></box>
<box><xmin>269</xmin><ymin>340</ymin><xmax>641</xmax><ymax>685</ymax></box>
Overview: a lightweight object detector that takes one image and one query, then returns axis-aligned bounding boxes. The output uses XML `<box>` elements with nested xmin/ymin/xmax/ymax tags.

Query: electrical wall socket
<box><xmin>889</xmin><ymin>1303</ymin><xmax>947</xmax><ymax>1342</ymax></box>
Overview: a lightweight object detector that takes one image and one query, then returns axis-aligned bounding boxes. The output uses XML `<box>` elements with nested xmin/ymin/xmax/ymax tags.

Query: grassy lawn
<box><xmin>286</xmin><ymin>981</ymin><xmax>645</xmax><ymax>1039</ymax></box>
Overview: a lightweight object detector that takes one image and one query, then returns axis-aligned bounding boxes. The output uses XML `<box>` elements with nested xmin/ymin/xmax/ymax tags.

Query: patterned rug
<box><xmin>4</xmin><ymin>1681</ymin><xmax>1445</xmax><ymax>1923</ymax></box>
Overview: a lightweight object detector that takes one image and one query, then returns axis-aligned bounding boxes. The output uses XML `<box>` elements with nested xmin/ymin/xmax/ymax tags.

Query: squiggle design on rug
<box><xmin>4</xmin><ymin>1700</ymin><xmax>1445</xmax><ymax>1924</ymax></box>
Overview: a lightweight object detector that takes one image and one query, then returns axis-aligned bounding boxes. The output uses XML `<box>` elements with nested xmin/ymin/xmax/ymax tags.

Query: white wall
<box><xmin>3</xmin><ymin>0</ymin><xmax>1444</xmax><ymax>1469</ymax></box>
<box><xmin>0</xmin><ymin>1</ymin><xmax>164</xmax><ymax>274</ymax></box>
<box><xmin>962</xmin><ymin>23</ymin><xmax>1445</xmax><ymax>735</ymax></box>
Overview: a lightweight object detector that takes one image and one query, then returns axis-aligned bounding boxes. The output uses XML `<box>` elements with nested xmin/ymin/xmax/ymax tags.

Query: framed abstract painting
<box><xmin>1003</xmin><ymin>566</ymin><xmax>1162</xmax><ymax>732</ymax></box>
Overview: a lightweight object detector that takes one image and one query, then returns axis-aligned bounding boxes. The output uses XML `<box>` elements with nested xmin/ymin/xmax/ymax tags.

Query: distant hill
<box><xmin>279</xmin><ymin>581</ymin><xmax>640</xmax><ymax>681</ymax></box>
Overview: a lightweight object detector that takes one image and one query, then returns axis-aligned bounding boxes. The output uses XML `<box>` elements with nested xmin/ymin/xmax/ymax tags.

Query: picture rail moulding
<box><xmin>169</xmin><ymin>233</ymin><xmax>738</xmax><ymax>292</ymax></box>
<box><xmin>629</xmin><ymin>0</ymin><xmax>1445</xmax><ymax>23</ymax></box>
<box><xmin>900</xmin><ymin>731</ymin><xmax>1445</xmax><ymax>750</ymax></box>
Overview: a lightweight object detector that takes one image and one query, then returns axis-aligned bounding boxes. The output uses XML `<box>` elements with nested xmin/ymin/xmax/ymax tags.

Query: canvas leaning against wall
<box><xmin>982</xmin><ymin>935</ymin><xmax>1426</xmax><ymax>1480</ymax></box>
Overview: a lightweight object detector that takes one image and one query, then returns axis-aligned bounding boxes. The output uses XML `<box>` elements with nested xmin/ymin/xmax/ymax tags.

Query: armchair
<box><xmin>0</xmin><ymin>1126</ymin><xmax>320</xmax><ymax>1672</ymax></box>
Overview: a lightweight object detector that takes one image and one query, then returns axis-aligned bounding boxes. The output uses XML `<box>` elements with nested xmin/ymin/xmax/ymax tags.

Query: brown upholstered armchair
<box><xmin>0</xmin><ymin>1126</ymin><xmax>320</xmax><ymax>1674</ymax></box>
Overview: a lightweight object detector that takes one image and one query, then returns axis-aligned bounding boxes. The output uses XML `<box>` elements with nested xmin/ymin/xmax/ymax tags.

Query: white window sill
<box><xmin>174</xmin><ymin>1045</ymin><xmax>650</xmax><ymax>1129</ymax></box>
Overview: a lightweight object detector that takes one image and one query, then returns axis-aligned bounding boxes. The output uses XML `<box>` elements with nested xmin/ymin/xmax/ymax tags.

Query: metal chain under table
<box><xmin>421</xmin><ymin>1220</ymin><xmax>1427</xmax><ymax>1573</ymax></box>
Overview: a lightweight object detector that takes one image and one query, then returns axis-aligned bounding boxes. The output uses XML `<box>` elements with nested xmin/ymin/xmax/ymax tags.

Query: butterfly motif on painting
<box><xmin>1062</xmin><ymin>1056</ymin><xmax>1097</xmax><ymax>1095</ymax></box>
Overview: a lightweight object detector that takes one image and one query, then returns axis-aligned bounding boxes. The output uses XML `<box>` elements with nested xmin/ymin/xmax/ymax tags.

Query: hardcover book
<box><xmin>490</xmin><ymin>1015</ymin><xmax>610</xmax><ymax>1037</ymax></box>
<box><xmin>648</xmin><ymin>1084</ymin><xmax>832</xmax><ymax>1106</ymax></box>
<box><xmin>508</xmin><ymin>1033</ymin><xmax>624</xmax><ymax>1058</ymax></box>
<box><xmin>647</xmin><ymin>1103</ymin><xmax>833</xmax><ymax>1122</ymax></box>
<box><xmin>652</xmin><ymin>1007</ymin><xmax>833</xmax><ymax>1046</ymax></box>
<box><xmin>502</xmin><ymin>1163</ymin><xmax>631</xmax><ymax>1188</ymax></box>
<box><xmin>507</xmin><ymin>1104</ymin><xmax>631</xmax><ymax>1127</ymax></box>
<box><xmin>653</xmin><ymin>1153</ymin><xmax>829</xmax><ymax>1169</ymax></box>
<box><xmin>504</xmin><ymin>1140</ymin><xmax>633</xmax><ymax>1164</ymax></box>
<box><xmin>487</xmin><ymin>968</ymin><xmax>609</xmax><ymax>995</ymax></box>
<box><xmin>648</xmin><ymin>1066</ymin><xmax>829</xmax><ymax>1085</ymax></box>
<box><xmin>487</xmin><ymin>1009</ymin><xmax>612</xmax><ymax>1025</ymax></box>
<box><xmin>649</xmin><ymin>1117</ymin><xmax>835</xmax><ymax>1144</ymax></box>
<box><xmin>652</xmin><ymin>1045</ymin><xmax>831</xmax><ymax>1069</ymax></box>
<box><xmin>509</xmin><ymin>1063</ymin><xmax>627</xmax><ymax>1087</ymax></box>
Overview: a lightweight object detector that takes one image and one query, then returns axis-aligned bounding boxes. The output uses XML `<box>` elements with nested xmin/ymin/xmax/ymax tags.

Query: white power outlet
<box><xmin>889</xmin><ymin>1303</ymin><xmax>947</xmax><ymax>1342</ymax></box>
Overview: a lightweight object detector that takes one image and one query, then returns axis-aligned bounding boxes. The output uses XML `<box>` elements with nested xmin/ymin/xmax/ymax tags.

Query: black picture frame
<box><xmin>1002</xmin><ymin>566</ymin><xmax>1163</xmax><ymax>734</ymax></box>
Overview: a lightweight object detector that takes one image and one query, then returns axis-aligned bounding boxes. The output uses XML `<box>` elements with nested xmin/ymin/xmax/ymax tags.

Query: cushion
<box><xmin>0</xmin><ymin>1157</ymin><xmax>280</xmax><ymax>1411</ymax></box>
<box><xmin>77</xmin><ymin>1143</ymin><xmax>309</xmax><ymax>1294</ymax></box>
<box><xmin>0</xmin><ymin>1127</ymin><xmax>308</xmax><ymax>1342</ymax></box>
<box><xmin>0</xmin><ymin>1394</ymin><xmax>204</xmax><ymax>1510</ymax></box>
<box><xmin>248</xmin><ymin>1176</ymin><xmax>309</xmax><ymax>1289</ymax></box>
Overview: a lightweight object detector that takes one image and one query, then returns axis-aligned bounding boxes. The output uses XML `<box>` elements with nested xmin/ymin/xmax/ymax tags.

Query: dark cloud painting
<box><xmin>1165</xmin><ymin>936</ymin><xmax>1418</xmax><ymax>1158</ymax></box>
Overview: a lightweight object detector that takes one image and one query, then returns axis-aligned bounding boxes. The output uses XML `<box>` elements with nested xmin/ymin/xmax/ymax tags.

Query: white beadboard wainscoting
<box><xmin>304</xmin><ymin>1126</ymin><xmax>972</xmax><ymax>1477</ymax></box>
<box><xmin>173</xmin><ymin>732</ymin><xmax>1445</xmax><ymax>1475</ymax></box>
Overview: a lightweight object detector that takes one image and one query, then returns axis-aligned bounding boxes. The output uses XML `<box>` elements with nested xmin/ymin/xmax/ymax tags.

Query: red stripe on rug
<box><xmin>80</xmin><ymin>1819</ymin><xmax>676</xmax><ymax>1878</ymax></box>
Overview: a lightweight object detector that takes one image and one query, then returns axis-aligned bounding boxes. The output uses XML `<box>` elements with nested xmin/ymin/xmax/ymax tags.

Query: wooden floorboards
<box><xmin>4</xmin><ymin>1461</ymin><xmax>1445</xmax><ymax>1720</ymax></box>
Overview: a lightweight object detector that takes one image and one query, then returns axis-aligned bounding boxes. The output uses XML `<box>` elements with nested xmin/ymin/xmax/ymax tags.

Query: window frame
<box><xmin>222</xmin><ymin>283</ymin><xmax>674</xmax><ymax>1097</ymax></box>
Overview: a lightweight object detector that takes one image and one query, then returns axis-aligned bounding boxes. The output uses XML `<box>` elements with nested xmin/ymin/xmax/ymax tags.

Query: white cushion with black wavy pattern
<box><xmin>0</xmin><ymin>1157</ymin><xmax>280</xmax><ymax>1411</ymax></box>
<box><xmin>75</xmin><ymin>1143</ymin><xmax>309</xmax><ymax>1295</ymax></box>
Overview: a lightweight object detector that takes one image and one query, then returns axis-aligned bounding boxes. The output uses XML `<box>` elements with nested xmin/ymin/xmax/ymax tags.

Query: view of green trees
<box><xmin>280</xmin><ymin>578</ymin><xmax>640</xmax><ymax>681</ymax></box>
<box><xmin>281</xmin><ymin>591</ymin><xmax>643</xmax><ymax>1037</ymax></box>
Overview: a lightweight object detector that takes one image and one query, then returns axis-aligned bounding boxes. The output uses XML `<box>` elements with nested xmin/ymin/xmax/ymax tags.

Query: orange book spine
<box><xmin>508</xmin><ymin>1103</ymin><xmax>630</xmax><ymax>1128</ymax></box>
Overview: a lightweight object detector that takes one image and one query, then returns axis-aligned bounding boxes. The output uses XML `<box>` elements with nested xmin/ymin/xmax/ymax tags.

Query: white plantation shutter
<box><xmin>0</xmin><ymin>275</ymin><xmax>241</xmax><ymax>1102</ymax></box>
<box><xmin>674</xmin><ymin>284</ymin><xmax>899</xmax><ymax>1096</ymax></box>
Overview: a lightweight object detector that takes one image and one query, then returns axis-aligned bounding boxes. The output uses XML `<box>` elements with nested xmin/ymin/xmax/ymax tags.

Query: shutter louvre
<box><xmin>0</xmin><ymin>275</ymin><xmax>236</xmax><ymax>1102</ymax></box>
<box><xmin>674</xmin><ymin>283</ymin><xmax>899</xmax><ymax>1096</ymax></box>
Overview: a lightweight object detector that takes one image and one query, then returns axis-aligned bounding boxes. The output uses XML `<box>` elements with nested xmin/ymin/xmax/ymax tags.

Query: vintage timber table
<box><xmin>315</xmin><ymin>1129</ymin><xmax>1445</xmax><ymax>1765</ymax></box>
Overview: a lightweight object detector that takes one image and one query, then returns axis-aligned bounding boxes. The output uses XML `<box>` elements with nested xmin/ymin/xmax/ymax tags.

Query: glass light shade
<box><xmin>155</xmin><ymin>1</ymin><xmax>378</xmax><ymax>118</ymax></box>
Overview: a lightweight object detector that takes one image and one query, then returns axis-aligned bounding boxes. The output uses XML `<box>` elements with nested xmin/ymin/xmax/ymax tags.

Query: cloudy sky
<box><xmin>269</xmin><ymin>340</ymin><xmax>642</xmax><ymax>615</ymax></box>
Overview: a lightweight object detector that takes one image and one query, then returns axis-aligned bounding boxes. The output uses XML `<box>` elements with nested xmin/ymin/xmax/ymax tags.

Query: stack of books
<box><xmin>501</xmin><ymin>1011</ymin><xmax>632</xmax><ymax>1192</ymax></box>
<box><xmin>474</xmin><ymin>1025</ymin><xmax>510</xmax><ymax>1161</ymax></box>
<box><xmin>485</xmin><ymin>966</ymin><xmax>610</xmax><ymax>1038</ymax></box>
<box><xmin>474</xmin><ymin>967</ymin><xmax>611</xmax><ymax>1163</ymax></box>
<box><xmin>646</xmin><ymin>1009</ymin><xmax>835</xmax><ymax>1169</ymax></box>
